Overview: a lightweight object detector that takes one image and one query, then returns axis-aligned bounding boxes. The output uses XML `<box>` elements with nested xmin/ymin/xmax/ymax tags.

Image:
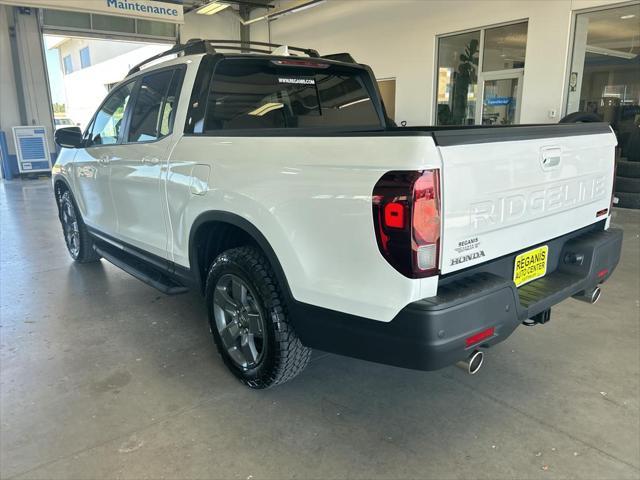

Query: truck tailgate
<box><xmin>433</xmin><ymin>123</ymin><xmax>616</xmax><ymax>275</ymax></box>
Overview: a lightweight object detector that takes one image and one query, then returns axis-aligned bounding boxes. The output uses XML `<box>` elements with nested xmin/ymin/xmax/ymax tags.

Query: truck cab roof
<box><xmin>126</xmin><ymin>38</ymin><xmax>359</xmax><ymax>80</ymax></box>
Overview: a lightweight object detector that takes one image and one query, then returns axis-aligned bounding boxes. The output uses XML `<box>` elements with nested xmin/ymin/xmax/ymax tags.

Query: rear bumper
<box><xmin>292</xmin><ymin>226</ymin><xmax>623</xmax><ymax>371</ymax></box>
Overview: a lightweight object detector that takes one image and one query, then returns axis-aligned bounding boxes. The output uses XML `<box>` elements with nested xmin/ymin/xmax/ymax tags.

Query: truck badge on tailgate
<box><xmin>451</xmin><ymin>250</ymin><xmax>486</xmax><ymax>266</ymax></box>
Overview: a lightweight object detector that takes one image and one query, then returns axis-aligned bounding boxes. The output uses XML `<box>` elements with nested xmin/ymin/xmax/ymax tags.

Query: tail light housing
<box><xmin>372</xmin><ymin>170</ymin><xmax>441</xmax><ymax>278</ymax></box>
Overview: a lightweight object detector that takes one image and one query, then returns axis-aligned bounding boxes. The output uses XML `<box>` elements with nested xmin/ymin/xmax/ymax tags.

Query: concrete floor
<box><xmin>0</xmin><ymin>178</ymin><xmax>639</xmax><ymax>480</ymax></box>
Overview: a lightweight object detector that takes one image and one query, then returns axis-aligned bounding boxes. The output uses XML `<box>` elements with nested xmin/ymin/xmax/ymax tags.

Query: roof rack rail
<box><xmin>127</xmin><ymin>38</ymin><xmax>320</xmax><ymax>77</ymax></box>
<box><xmin>203</xmin><ymin>39</ymin><xmax>320</xmax><ymax>58</ymax></box>
<box><xmin>127</xmin><ymin>39</ymin><xmax>214</xmax><ymax>76</ymax></box>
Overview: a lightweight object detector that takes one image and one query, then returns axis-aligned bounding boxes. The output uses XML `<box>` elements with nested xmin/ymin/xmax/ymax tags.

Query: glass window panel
<box><xmin>567</xmin><ymin>4</ymin><xmax>640</xmax><ymax>161</ymax></box>
<box><xmin>42</xmin><ymin>10</ymin><xmax>90</xmax><ymax>29</ymax></box>
<box><xmin>482</xmin><ymin>22</ymin><xmax>528</xmax><ymax>72</ymax></box>
<box><xmin>137</xmin><ymin>19</ymin><xmax>176</xmax><ymax>38</ymax></box>
<box><xmin>482</xmin><ymin>77</ymin><xmax>519</xmax><ymax>125</ymax></box>
<box><xmin>88</xmin><ymin>81</ymin><xmax>135</xmax><ymax>146</ymax></box>
<box><xmin>92</xmin><ymin>14</ymin><xmax>135</xmax><ymax>33</ymax></box>
<box><xmin>127</xmin><ymin>70</ymin><xmax>174</xmax><ymax>142</ymax></box>
<box><xmin>159</xmin><ymin>71</ymin><xmax>182</xmax><ymax>136</ymax></box>
<box><xmin>63</xmin><ymin>55</ymin><xmax>73</xmax><ymax>75</ymax></box>
<box><xmin>436</xmin><ymin>31</ymin><xmax>480</xmax><ymax>125</ymax></box>
<box><xmin>205</xmin><ymin>60</ymin><xmax>382</xmax><ymax>131</ymax></box>
<box><xmin>79</xmin><ymin>47</ymin><xmax>91</xmax><ymax>69</ymax></box>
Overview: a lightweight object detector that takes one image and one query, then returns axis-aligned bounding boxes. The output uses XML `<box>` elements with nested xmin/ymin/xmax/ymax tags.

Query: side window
<box><xmin>127</xmin><ymin>69</ymin><xmax>181</xmax><ymax>143</ymax></box>
<box><xmin>203</xmin><ymin>60</ymin><xmax>381</xmax><ymax>132</ymax></box>
<box><xmin>87</xmin><ymin>81</ymin><xmax>135</xmax><ymax>146</ymax></box>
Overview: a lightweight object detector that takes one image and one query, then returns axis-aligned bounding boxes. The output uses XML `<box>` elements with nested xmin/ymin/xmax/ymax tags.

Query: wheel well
<box><xmin>53</xmin><ymin>180</ymin><xmax>69</xmax><ymax>208</ymax></box>
<box><xmin>193</xmin><ymin>221</ymin><xmax>257</xmax><ymax>291</ymax></box>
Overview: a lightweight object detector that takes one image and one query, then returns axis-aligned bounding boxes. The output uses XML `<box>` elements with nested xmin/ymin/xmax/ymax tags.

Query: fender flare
<box><xmin>52</xmin><ymin>174</ymin><xmax>74</xmax><ymax>220</ymax></box>
<box><xmin>188</xmin><ymin>211</ymin><xmax>293</xmax><ymax>300</ymax></box>
<box><xmin>52</xmin><ymin>174</ymin><xmax>72</xmax><ymax>199</ymax></box>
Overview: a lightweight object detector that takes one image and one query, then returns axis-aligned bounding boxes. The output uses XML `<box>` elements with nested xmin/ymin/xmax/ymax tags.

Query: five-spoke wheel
<box><xmin>212</xmin><ymin>274</ymin><xmax>266</xmax><ymax>370</ymax></box>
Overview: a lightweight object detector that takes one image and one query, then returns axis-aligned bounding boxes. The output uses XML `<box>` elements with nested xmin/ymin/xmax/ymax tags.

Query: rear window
<box><xmin>203</xmin><ymin>59</ymin><xmax>382</xmax><ymax>132</ymax></box>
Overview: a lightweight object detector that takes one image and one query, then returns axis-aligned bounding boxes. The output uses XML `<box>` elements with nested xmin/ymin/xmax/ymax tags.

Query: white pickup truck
<box><xmin>52</xmin><ymin>39</ymin><xmax>623</xmax><ymax>389</ymax></box>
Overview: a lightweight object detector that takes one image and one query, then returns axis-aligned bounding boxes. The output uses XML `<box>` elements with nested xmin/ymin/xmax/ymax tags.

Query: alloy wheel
<box><xmin>61</xmin><ymin>197</ymin><xmax>80</xmax><ymax>258</ymax></box>
<box><xmin>212</xmin><ymin>274</ymin><xmax>266</xmax><ymax>369</ymax></box>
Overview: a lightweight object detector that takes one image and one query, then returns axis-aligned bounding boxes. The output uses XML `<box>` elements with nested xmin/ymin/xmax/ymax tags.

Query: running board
<box><xmin>94</xmin><ymin>244</ymin><xmax>188</xmax><ymax>295</ymax></box>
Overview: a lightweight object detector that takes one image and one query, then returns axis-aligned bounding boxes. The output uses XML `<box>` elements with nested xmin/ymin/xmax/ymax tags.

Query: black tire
<box><xmin>616</xmin><ymin>191</ymin><xmax>640</xmax><ymax>210</ymax></box>
<box><xmin>617</xmin><ymin>160</ymin><xmax>640</xmax><ymax>179</ymax></box>
<box><xmin>205</xmin><ymin>246</ymin><xmax>311</xmax><ymax>389</ymax></box>
<box><xmin>58</xmin><ymin>190</ymin><xmax>101</xmax><ymax>263</ymax></box>
<box><xmin>559</xmin><ymin>111</ymin><xmax>602</xmax><ymax>123</ymax></box>
<box><xmin>615</xmin><ymin>176</ymin><xmax>640</xmax><ymax>194</ymax></box>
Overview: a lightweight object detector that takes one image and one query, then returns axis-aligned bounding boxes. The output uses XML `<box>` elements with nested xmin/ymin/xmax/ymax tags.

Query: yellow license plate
<box><xmin>513</xmin><ymin>245</ymin><xmax>549</xmax><ymax>287</ymax></box>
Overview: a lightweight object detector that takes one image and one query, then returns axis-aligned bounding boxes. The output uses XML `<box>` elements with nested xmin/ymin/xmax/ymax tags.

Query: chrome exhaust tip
<box><xmin>573</xmin><ymin>286</ymin><xmax>601</xmax><ymax>304</ymax></box>
<box><xmin>457</xmin><ymin>350</ymin><xmax>484</xmax><ymax>375</ymax></box>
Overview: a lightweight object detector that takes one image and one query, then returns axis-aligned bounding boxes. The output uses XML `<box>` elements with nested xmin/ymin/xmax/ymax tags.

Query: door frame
<box><xmin>476</xmin><ymin>69</ymin><xmax>524</xmax><ymax>125</ymax></box>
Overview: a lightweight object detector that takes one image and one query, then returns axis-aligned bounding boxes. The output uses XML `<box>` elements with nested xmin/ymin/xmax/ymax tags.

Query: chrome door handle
<box><xmin>98</xmin><ymin>155</ymin><xmax>110</xmax><ymax>165</ymax></box>
<box><xmin>142</xmin><ymin>156</ymin><xmax>160</xmax><ymax>165</ymax></box>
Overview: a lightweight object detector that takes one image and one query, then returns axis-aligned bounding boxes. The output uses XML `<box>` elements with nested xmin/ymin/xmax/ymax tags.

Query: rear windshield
<box><xmin>203</xmin><ymin>59</ymin><xmax>383</xmax><ymax>132</ymax></box>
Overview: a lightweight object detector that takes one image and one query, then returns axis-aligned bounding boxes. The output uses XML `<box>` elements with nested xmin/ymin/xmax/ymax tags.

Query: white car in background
<box><xmin>53</xmin><ymin>116</ymin><xmax>78</xmax><ymax>131</ymax></box>
<box><xmin>51</xmin><ymin>39</ymin><xmax>623</xmax><ymax>389</ymax></box>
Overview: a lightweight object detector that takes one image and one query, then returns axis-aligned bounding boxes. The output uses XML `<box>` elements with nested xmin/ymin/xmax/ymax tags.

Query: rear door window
<box><xmin>204</xmin><ymin>59</ymin><xmax>382</xmax><ymax>132</ymax></box>
<box><xmin>127</xmin><ymin>68</ymin><xmax>182</xmax><ymax>143</ymax></box>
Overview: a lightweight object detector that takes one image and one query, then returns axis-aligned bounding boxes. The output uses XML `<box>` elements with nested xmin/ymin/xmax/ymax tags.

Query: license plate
<box><xmin>513</xmin><ymin>245</ymin><xmax>548</xmax><ymax>287</ymax></box>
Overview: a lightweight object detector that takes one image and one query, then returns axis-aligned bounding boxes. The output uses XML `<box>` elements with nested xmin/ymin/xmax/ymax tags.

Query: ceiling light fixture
<box><xmin>243</xmin><ymin>0</ymin><xmax>326</xmax><ymax>25</ymax></box>
<box><xmin>196</xmin><ymin>1</ymin><xmax>230</xmax><ymax>15</ymax></box>
<box><xmin>620</xmin><ymin>14</ymin><xmax>636</xmax><ymax>19</ymax></box>
<box><xmin>585</xmin><ymin>45</ymin><xmax>637</xmax><ymax>60</ymax></box>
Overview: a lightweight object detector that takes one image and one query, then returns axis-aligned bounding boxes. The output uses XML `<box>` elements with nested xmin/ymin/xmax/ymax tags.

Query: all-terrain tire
<box><xmin>559</xmin><ymin>111</ymin><xmax>602</xmax><ymax>123</ymax></box>
<box><xmin>58</xmin><ymin>190</ymin><xmax>101</xmax><ymax>263</ymax></box>
<box><xmin>205</xmin><ymin>246</ymin><xmax>311</xmax><ymax>389</ymax></box>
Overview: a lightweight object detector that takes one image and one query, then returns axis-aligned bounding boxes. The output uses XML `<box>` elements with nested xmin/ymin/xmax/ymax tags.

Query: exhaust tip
<box><xmin>573</xmin><ymin>286</ymin><xmax>602</xmax><ymax>305</ymax></box>
<box><xmin>457</xmin><ymin>350</ymin><xmax>484</xmax><ymax>375</ymax></box>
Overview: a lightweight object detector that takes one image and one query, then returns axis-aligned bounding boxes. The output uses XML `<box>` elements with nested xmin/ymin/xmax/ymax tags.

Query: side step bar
<box><xmin>94</xmin><ymin>244</ymin><xmax>188</xmax><ymax>295</ymax></box>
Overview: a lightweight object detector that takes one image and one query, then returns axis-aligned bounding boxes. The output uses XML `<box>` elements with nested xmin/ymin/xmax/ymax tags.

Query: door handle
<box><xmin>142</xmin><ymin>156</ymin><xmax>160</xmax><ymax>165</ymax></box>
<box><xmin>98</xmin><ymin>155</ymin><xmax>110</xmax><ymax>165</ymax></box>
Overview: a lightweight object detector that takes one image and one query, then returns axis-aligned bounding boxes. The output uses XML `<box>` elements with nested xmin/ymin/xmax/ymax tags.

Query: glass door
<box><xmin>477</xmin><ymin>71</ymin><xmax>523</xmax><ymax>125</ymax></box>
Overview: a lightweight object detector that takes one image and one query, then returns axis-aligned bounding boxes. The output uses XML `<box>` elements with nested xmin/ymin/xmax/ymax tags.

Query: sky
<box><xmin>44</xmin><ymin>37</ymin><xmax>66</xmax><ymax>105</ymax></box>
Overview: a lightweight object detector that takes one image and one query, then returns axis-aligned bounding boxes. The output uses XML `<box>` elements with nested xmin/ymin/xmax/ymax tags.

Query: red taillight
<box><xmin>372</xmin><ymin>170</ymin><xmax>441</xmax><ymax>278</ymax></box>
<box><xmin>465</xmin><ymin>327</ymin><xmax>495</xmax><ymax>348</ymax></box>
<box><xmin>597</xmin><ymin>268</ymin><xmax>609</xmax><ymax>279</ymax></box>
<box><xmin>413</xmin><ymin>170</ymin><xmax>441</xmax><ymax>276</ymax></box>
<box><xmin>384</xmin><ymin>202</ymin><xmax>405</xmax><ymax>229</ymax></box>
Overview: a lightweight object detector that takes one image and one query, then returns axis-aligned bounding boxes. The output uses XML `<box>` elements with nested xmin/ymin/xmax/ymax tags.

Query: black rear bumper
<box><xmin>291</xmin><ymin>226</ymin><xmax>623</xmax><ymax>371</ymax></box>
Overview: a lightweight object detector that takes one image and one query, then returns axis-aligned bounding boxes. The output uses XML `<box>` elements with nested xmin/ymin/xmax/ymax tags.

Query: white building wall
<box><xmin>253</xmin><ymin>0</ymin><xmax>627</xmax><ymax>126</ymax></box>
<box><xmin>0</xmin><ymin>6</ymin><xmax>55</xmax><ymax>156</ymax></box>
<box><xmin>0</xmin><ymin>5</ymin><xmax>21</xmax><ymax>157</ymax></box>
<box><xmin>57</xmin><ymin>38</ymin><xmax>146</xmax><ymax>74</ymax></box>
<box><xmin>179</xmin><ymin>8</ymin><xmax>240</xmax><ymax>42</ymax></box>
<box><xmin>61</xmin><ymin>43</ymin><xmax>169</xmax><ymax>128</ymax></box>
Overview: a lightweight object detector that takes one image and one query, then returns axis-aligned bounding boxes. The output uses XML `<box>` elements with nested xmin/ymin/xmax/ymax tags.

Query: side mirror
<box><xmin>54</xmin><ymin>126</ymin><xmax>83</xmax><ymax>148</ymax></box>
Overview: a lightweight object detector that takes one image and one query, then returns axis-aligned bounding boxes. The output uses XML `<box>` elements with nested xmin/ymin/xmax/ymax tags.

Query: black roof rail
<box><xmin>127</xmin><ymin>39</ymin><xmax>213</xmax><ymax>76</ymax></box>
<box><xmin>127</xmin><ymin>38</ymin><xmax>320</xmax><ymax>77</ymax></box>
<box><xmin>204</xmin><ymin>39</ymin><xmax>320</xmax><ymax>58</ymax></box>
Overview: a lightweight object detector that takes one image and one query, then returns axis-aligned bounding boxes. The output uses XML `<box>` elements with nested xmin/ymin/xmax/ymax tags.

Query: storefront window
<box><xmin>567</xmin><ymin>4</ymin><xmax>640</xmax><ymax>161</ymax></box>
<box><xmin>483</xmin><ymin>22</ymin><xmax>528</xmax><ymax>72</ymax></box>
<box><xmin>436</xmin><ymin>21</ymin><xmax>528</xmax><ymax>126</ymax></box>
<box><xmin>436</xmin><ymin>31</ymin><xmax>480</xmax><ymax>125</ymax></box>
